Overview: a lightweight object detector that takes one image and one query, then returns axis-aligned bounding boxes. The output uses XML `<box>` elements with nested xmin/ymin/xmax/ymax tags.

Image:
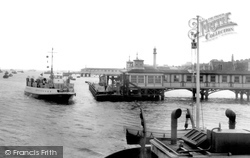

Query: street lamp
<box><xmin>188</xmin><ymin>16</ymin><xmax>203</xmax><ymax>129</ymax></box>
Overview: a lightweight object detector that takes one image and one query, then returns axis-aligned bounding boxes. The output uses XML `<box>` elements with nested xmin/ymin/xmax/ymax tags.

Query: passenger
<box><xmin>26</xmin><ymin>77</ymin><xmax>29</xmax><ymax>86</ymax></box>
<box><xmin>31</xmin><ymin>78</ymin><xmax>34</xmax><ymax>87</ymax></box>
<box><xmin>36</xmin><ymin>79</ymin><xmax>40</xmax><ymax>87</ymax></box>
<box><xmin>43</xmin><ymin>78</ymin><xmax>47</xmax><ymax>85</ymax></box>
<box><xmin>104</xmin><ymin>82</ymin><xmax>107</xmax><ymax>91</ymax></box>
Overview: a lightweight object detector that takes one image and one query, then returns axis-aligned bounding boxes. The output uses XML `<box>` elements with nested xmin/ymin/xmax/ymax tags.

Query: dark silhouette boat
<box><xmin>105</xmin><ymin>108</ymin><xmax>250</xmax><ymax>158</ymax></box>
<box><xmin>3</xmin><ymin>71</ymin><xmax>9</xmax><ymax>78</ymax></box>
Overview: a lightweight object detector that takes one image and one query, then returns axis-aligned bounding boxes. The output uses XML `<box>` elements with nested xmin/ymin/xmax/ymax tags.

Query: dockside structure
<box><xmin>86</xmin><ymin>48</ymin><xmax>250</xmax><ymax>101</ymax></box>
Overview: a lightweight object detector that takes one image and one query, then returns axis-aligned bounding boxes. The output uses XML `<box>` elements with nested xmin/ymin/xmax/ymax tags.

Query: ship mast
<box><xmin>48</xmin><ymin>48</ymin><xmax>56</xmax><ymax>84</ymax></box>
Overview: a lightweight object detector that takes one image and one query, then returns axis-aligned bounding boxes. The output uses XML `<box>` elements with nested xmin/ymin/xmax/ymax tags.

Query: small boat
<box><xmin>12</xmin><ymin>70</ymin><xmax>17</xmax><ymax>74</ymax></box>
<box><xmin>24</xmin><ymin>48</ymin><xmax>76</xmax><ymax>103</ymax></box>
<box><xmin>8</xmin><ymin>73</ymin><xmax>13</xmax><ymax>77</ymax></box>
<box><xmin>3</xmin><ymin>71</ymin><xmax>9</xmax><ymax>78</ymax></box>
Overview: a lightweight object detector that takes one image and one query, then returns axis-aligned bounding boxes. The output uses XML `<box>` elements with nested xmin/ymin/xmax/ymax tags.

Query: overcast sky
<box><xmin>0</xmin><ymin>0</ymin><xmax>248</xmax><ymax>71</ymax></box>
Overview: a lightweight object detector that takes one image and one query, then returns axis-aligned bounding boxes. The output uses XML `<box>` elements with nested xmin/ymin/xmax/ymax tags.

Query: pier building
<box><xmin>85</xmin><ymin>49</ymin><xmax>250</xmax><ymax>101</ymax></box>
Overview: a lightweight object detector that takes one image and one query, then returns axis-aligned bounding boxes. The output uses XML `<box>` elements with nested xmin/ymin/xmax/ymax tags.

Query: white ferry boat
<box><xmin>24</xmin><ymin>48</ymin><xmax>76</xmax><ymax>103</ymax></box>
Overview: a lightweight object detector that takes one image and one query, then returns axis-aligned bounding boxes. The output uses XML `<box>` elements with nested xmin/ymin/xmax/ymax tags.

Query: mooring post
<box><xmin>235</xmin><ymin>91</ymin><xmax>238</xmax><ymax>99</ymax></box>
<box><xmin>240</xmin><ymin>91</ymin><xmax>243</xmax><ymax>100</ymax></box>
<box><xmin>205</xmin><ymin>90</ymin><xmax>208</xmax><ymax>100</ymax></box>
<box><xmin>247</xmin><ymin>90</ymin><xmax>250</xmax><ymax>101</ymax></box>
<box><xmin>161</xmin><ymin>95</ymin><xmax>164</xmax><ymax>100</ymax></box>
<box><xmin>139</xmin><ymin>108</ymin><xmax>147</xmax><ymax>158</ymax></box>
<box><xmin>192</xmin><ymin>89</ymin><xmax>196</xmax><ymax>100</ymax></box>
<box><xmin>201</xmin><ymin>89</ymin><xmax>204</xmax><ymax>100</ymax></box>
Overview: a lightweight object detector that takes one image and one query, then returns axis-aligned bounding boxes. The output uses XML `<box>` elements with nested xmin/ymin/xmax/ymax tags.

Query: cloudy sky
<box><xmin>0</xmin><ymin>0</ymin><xmax>249</xmax><ymax>71</ymax></box>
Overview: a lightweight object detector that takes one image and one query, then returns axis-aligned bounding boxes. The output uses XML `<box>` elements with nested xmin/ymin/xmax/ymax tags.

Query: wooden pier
<box><xmin>84</xmin><ymin>52</ymin><xmax>250</xmax><ymax>102</ymax></box>
<box><xmin>85</xmin><ymin>67</ymin><xmax>250</xmax><ymax>102</ymax></box>
<box><xmin>85</xmin><ymin>80</ymin><xmax>162</xmax><ymax>102</ymax></box>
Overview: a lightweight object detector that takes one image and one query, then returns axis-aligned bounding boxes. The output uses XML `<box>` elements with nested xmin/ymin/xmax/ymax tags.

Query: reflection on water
<box><xmin>0</xmin><ymin>72</ymin><xmax>250</xmax><ymax>158</ymax></box>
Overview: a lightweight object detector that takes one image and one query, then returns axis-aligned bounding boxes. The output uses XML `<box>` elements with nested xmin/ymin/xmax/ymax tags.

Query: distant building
<box><xmin>209</xmin><ymin>54</ymin><xmax>250</xmax><ymax>71</ymax></box>
<box><xmin>235</xmin><ymin>59</ymin><xmax>250</xmax><ymax>71</ymax></box>
<box><xmin>209</xmin><ymin>61</ymin><xmax>235</xmax><ymax>71</ymax></box>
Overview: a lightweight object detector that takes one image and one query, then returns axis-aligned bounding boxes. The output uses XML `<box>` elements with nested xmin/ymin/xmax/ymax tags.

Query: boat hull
<box><xmin>24</xmin><ymin>86</ymin><xmax>75</xmax><ymax>103</ymax></box>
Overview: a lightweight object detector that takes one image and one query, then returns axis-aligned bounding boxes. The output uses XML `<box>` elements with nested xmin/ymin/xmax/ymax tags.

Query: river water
<box><xmin>1</xmin><ymin>71</ymin><xmax>250</xmax><ymax>158</ymax></box>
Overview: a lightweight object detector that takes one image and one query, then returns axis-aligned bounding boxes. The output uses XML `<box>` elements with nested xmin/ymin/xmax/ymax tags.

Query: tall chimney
<box><xmin>153</xmin><ymin>47</ymin><xmax>157</xmax><ymax>69</ymax></box>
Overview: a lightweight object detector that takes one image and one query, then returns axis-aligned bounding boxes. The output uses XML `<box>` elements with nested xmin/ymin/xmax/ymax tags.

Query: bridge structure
<box><xmin>125</xmin><ymin>68</ymin><xmax>250</xmax><ymax>101</ymax></box>
<box><xmin>66</xmin><ymin>68</ymin><xmax>125</xmax><ymax>77</ymax></box>
<box><xmin>83</xmin><ymin>66</ymin><xmax>250</xmax><ymax>101</ymax></box>
<box><xmin>62</xmin><ymin>68</ymin><xmax>124</xmax><ymax>77</ymax></box>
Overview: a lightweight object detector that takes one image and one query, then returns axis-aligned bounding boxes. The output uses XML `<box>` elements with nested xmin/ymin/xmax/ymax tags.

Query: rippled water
<box><xmin>1</xmin><ymin>71</ymin><xmax>250</xmax><ymax>158</ymax></box>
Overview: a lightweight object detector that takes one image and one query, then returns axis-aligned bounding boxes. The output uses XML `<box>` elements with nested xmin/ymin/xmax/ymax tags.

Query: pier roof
<box><xmin>127</xmin><ymin>66</ymin><xmax>163</xmax><ymax>74</ymax></box>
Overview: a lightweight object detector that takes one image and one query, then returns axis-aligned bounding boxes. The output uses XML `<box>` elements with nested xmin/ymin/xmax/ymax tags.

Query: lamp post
<box><xmin>188</xmin><ymin>16</ymin><xmax>201</xmax><ymax>129</ymax></box>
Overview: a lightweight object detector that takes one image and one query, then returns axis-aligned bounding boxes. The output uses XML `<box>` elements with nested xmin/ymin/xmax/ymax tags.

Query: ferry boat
<box><xmin>24</xmin><ymin>48</ymin><xmax>76</xmax><ymax>103</ymax></box>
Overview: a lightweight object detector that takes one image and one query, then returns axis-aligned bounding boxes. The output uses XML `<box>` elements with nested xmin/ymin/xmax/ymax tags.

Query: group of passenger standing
<box><xmin>26</xmin><ymin>77</ymin><xmax>49</xmax><ymax>88</ymax></box>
